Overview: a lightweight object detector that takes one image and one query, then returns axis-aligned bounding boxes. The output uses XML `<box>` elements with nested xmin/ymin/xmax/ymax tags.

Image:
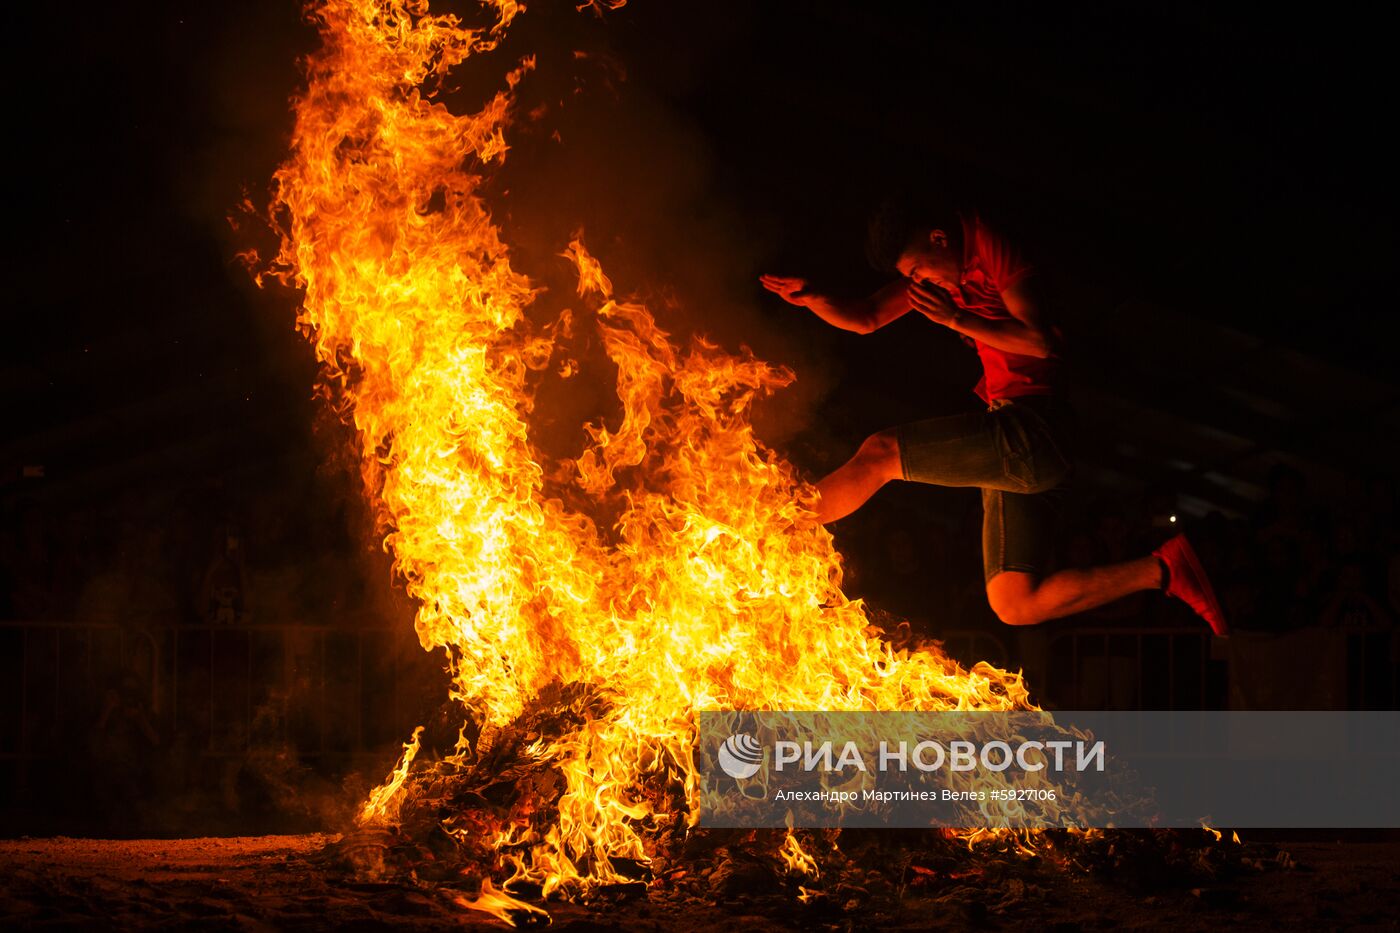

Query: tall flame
<box><xmin>262</xmin><ymin>0</ymin><xmax>1040</xmax><ymax>901</ymax></box>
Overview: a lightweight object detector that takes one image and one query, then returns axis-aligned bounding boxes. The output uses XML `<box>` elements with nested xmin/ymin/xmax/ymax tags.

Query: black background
<box><xmin>5</xmin><ymin>0</ymin><xmax>1395</xmax><ymax>580</ymax></box>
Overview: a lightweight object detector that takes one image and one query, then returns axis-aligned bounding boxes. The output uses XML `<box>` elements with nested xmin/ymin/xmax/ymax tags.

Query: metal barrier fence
<box><xmin>1043</xmin><ymin>626</ymin><xmax>1225</xmax><ymax>709</ymax></box>
<box><xmin>3</xmin><ymin>623</ymin><xmax>1016</xmax><ymax>766</ymax></box>
<box><xmin>3</xmin><ymin>621</ymin><xmax>1394</xmax><ymax>768</ymax></box>
<box><xmin>0</xmin><ymin>621</ymin><xmax>432</xmax><ymax>765</ymax></box>
<box><xmin>1</xmin><ymin>622</ymin><xmax>159</xmax><ymax>762</ymax></box>
<box><xmin>1042</xmin><ymin>625</ymin><xmax>1399</xmax><ymax>710</ymax></box>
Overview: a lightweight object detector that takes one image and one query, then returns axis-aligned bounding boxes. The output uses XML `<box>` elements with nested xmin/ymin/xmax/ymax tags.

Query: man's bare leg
<box><xmin>985</xmin><ymin>558</ymin><xmax>1163</xmax><ymax>627</ymax></box>
<box><xmin>814</xmin><ymin>430</ymin><xmax>903</xmax><ymax>524</ymax></box>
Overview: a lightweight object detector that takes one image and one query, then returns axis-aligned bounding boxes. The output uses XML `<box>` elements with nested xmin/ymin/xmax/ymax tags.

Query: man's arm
<box><xmin>907</xmin><ymin>279</ymin><xmax>1059</xmax><ymax>358</ymax></box>
<box><xmin>760</xmin><ymin>276</ymin><xmax>912</xmax><ymax>334</ymax></box>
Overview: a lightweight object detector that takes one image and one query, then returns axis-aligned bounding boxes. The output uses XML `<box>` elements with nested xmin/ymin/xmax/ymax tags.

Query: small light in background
<box><xmin>1169</xmin><ymin>514</ymin><xmax>1177</xmax><ymax>523</ymax></box>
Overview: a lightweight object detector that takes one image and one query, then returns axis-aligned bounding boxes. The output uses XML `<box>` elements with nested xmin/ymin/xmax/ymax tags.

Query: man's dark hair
<box><xmin>865</xmin><ymin>191</ymin><xmax>961</xmax><ymax>274</ymax></box>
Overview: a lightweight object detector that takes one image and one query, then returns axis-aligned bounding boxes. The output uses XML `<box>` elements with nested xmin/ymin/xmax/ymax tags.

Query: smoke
<box><xmin>468</xmin><ymin>4</ymin><xmax>837</xmax><ymax>459</ymax></box>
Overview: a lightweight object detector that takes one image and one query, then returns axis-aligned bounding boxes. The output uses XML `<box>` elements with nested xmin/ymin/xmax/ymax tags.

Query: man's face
<box><xmin>895</xmin><ymin>229</ymin><xmax>959</xmax><ymax>288</ymax></box>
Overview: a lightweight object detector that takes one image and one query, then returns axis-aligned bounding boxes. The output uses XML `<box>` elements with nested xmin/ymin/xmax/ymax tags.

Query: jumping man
<box><xmin>761</xmin><ymin>202</ymin><xmax>1229</xmax><ymax>635</ymax></box>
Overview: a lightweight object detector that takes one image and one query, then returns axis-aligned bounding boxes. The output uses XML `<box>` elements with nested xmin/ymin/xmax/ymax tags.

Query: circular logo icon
<box><xmin>717</xmin><ymin>732</ymin><xmax>763</xmax><ymax>779</ymax></box>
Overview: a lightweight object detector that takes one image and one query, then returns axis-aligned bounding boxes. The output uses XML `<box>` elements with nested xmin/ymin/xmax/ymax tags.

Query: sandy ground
<box><xmin>1</xmin><ymin>834</ymin><xmax>1398</xmax><ymax>931</ymax></box>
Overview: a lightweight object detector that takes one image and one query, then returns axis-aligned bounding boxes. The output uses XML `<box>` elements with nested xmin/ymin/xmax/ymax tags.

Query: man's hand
<box><xmin>907</xmin><ymin>280</ymin><xmax>959</xmax><ymax>327</ymax></box>
<box><xmin>760</xmin><ymin>274</ymin><xmax>818</xmax><ymax>308</ymax></box>
<box><xmin>761</xmin><ymin>274</ymin><xmax>915</xmax><ymax>335</ymax></box>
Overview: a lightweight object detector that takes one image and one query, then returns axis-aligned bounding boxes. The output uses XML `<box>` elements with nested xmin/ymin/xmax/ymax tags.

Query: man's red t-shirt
<box><xmin>951</xmin><ymin>214</ymin><xmax>1061</xmax><ymax>404</ymax></box>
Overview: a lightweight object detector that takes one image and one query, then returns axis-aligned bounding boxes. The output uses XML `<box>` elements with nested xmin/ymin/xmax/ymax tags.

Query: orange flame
<box><xmin>778</xmin><ymin>831</ymin><xmax>820</xmax><ymax>878</ymax></box>
<box><xmin>454</xmin><ymin>878</ymin><xmax>551</xmax><ymax>925</ymax></box>
<box><xmin>357</xmin><ymin>725</ymin><xmax>422</xmax><ymax>826</ymax></box>
<box><xmin>260</xmin><ymin>0</ymin><xmax>1045</xmax><ymax>904</ymax></box>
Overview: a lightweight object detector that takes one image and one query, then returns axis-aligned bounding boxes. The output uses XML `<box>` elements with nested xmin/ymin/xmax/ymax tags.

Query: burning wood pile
<box><xmin>319</xmin><ymin>689</ymin><xmax>1290</xmax><ymax>926</ymax></box>
<box><xmin>241</xmin><ymin>0</ymin><xmax>1294</xmax><ymax>924</ymax></box>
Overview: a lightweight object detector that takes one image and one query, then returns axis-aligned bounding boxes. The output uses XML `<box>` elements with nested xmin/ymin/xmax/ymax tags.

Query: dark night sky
<box><xmin>5</xmin><ymin>0</ymin><xmax>1396</xmax><ymax>519</ymax></box>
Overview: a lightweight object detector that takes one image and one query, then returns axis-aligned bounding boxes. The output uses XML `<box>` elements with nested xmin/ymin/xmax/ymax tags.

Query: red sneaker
<box><xmin>1153</xmin><ymin>532</ymin><xmax>1230</xmax><ymax>637</ymax></box>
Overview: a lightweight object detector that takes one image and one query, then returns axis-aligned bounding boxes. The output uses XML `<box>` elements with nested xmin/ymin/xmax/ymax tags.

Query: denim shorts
<box><xmin>895</xmin><ymin>395</ymin><xmax>1076</xmax><ymax>583</ymax></box>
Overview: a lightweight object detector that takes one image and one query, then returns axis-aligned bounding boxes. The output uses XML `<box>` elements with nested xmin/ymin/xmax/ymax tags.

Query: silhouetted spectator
<box><xmin>199</xmin><ymin>521</ymin><xmax>248</xmax><ymax>625</ymax></box>
<box><xmin>1321</xmin><ymin>559</ymin><xmax>1393</xmax><ymax>630</ymax></box>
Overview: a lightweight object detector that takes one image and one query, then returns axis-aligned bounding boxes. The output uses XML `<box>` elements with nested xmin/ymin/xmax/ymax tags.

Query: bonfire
<box><xmin>247</xmin><ymin>0</ymin><xmax>1253</xmax><ymax>923</ymax></box>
